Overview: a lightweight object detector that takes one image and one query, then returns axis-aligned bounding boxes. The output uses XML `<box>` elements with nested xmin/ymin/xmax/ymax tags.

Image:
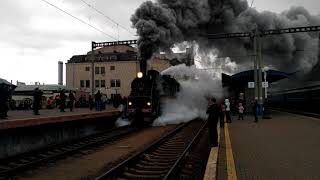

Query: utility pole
<box><xmin>253</xmin><ymin>28</ymin><xmax>258</xmax><ymax>100</ymax></box>
<box><xmin>91</xmin><ymin>41</ymin><xmax>95</xmax><ymax>95</ymax></box>
<box><xmin>257</xmin><ymin>34</ymin><xmax>263</xmax><ymax>105</ymax></box>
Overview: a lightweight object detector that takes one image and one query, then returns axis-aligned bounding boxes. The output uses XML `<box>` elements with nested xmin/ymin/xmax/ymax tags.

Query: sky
<box><xmin>0</xmin><ymin>0</ymin><xmax>319</xmax><ymax>85</ymax></box>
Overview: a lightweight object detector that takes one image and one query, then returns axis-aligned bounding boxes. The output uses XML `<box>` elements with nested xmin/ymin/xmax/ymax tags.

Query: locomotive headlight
<box><xmin>137</xmin><ymin>72</ymin><xmax>143</xmax><ymax>78</ymax></box>
<box><xmin>128</xmin><ymin>102</ymin><xmax>132</xmax><ymax>106</ymax></box>
<box><xmin>147</xmin><ymin>102</ymin><xmax>151</xmax><ymax>106</ymax></box>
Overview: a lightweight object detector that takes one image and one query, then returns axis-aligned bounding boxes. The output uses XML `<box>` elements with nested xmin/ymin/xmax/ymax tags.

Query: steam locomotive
<box><xmin>127</xmin><ymin>70</ymin><xmax>180</xmax><ymax>125</ymax></box>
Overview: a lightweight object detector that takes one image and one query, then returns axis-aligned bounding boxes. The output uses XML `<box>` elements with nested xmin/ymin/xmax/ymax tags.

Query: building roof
<box><xmin>222</xmin><ymin>69</ymin><xmax>292</xmax><ymax>87</ymax></box>
<box><xmin>0</xmin><ymin>78</ymin><xmax>15</xmax><ymax>86</ymax></box>
<box><xmin>67</xmin><ymin>52</ymin><xmax>138</xmax><ymax>63</ymax></box>
<box><xmin>15</xmin><ymin>85</ymin><xmax>75</xmax><ymax>92</ymax></box>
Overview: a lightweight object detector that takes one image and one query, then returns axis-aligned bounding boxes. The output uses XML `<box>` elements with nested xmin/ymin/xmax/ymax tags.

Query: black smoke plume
<box><xmin>131</xmin><ymin>0</ymin><xmax>320</xmax><ymax>74</ymax></box>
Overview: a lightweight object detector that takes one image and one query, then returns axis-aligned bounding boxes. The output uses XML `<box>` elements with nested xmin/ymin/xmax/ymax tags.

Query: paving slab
<box><xmin>227</xmin><ymin>111</ymin><xmax>320</xmax><ymax>179</ymax></box>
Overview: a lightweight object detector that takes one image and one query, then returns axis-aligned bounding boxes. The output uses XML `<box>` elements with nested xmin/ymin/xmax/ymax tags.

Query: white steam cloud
<box><xmin>152</xmin><ymin>64</ymin><xmax>224</xmax><ymax>126</ymax></box>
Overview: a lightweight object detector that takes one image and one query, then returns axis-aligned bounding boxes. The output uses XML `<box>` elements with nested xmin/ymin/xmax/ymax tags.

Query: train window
<box><xmin>80</xmin><ymin>80</ymin><xmax>84</xmax><ymax>88</ymax></box>
<box><xmin>95</xmin><ymin>80</ymin><xmax>100</xmax><ymax>88</ymax></box>
<box><xmin>101</xmin><ymin>80</ymin><xmax>105</xmax><ymax>87</ymax></box>
<box><xmin>86</xmin><ymin>80</ymin><xmax>90</xmax><ymax>88</ymax></box>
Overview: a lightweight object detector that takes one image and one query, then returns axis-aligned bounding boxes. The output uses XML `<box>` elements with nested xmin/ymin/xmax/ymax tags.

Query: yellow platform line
<box><xmin>225</xmin><ymin>123</ymin><xmax>237</xmax><ymax>180</ymax></box>
<box><xmin>203</xmin><ymin>127</ymin><xmax>220</xmax><ymax>180</ymax></box>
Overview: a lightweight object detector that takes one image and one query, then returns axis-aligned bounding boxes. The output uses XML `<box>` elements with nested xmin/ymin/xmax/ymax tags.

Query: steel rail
<box><xmin>162</xmin><ymin>120</ymin><xmax>208</xmax><ymax>180</ymax></box>
<box><xmin>0</xmin><ymin>125</ymin><xmax>137</xmax><ymax>178</ymax></box>
<box><xmin>95</xmin><ymin>120</ymin><xmax>194</xmax><ymax>180</ymax></box>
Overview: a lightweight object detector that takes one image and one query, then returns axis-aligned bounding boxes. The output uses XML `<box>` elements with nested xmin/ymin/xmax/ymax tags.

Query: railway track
<box><xmin>0</xmin><ymin>125</ymin><xmax>138</xmax><ymax>179</ymax></box>
<box><xmin>96</xmin><ymin>119</ymin><xmax>210</xmax><ymax>180</ymax></box>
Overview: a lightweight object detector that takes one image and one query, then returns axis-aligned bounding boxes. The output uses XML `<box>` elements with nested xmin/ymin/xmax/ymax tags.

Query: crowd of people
<box><xmin>32</xmin><ymin>89</ymin><xmax>124</xmax><ymax>115</ymax></box>
<box><xmin>0</xmin><ymin>86</ymin><xmax>127</xmax><ymax>119</ymax></box>
<box><xmin>206</xmin><ymin>97</ymin><xmax>265</xmax><ymax>147</ymax></box>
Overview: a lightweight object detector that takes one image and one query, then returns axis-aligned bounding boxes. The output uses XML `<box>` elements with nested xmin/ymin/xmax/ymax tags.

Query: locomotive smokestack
<box><xmin>58</xmin><ymin>61</ymin><xmax>63</xmax><ymax>85</ymax></box>
<box><xmin>140</xmin><ymin>58</ymin><xmax>147</xmax><ymax>76</ymax></box>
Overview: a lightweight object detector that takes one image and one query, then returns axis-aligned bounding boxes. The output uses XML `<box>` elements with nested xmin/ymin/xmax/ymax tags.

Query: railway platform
<box><xmin>0</xmin><ymin>107</ymin><xmax>121</xmax><ymax>158</ymax></box>
<box><xmin>0</xmin><ymin>107</ymin><xmax>119</xmax><ymax>130</ymax></box>
<box><xmin>205</xmin><ymin>110</ymin><xmax>320</xmax><ymax>180</ymax></box>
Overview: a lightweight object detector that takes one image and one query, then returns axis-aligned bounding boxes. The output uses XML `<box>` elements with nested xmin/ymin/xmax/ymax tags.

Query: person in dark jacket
<box><xmin>33</xmin><ymin>88</ymin><xmax>43</xmax><ymax>115</ymax></box>
<box><xmin>89</xmin><ymin>95</ymin><xmax>94</xmax><ymax>110</ymax></box>
<box><xmin>206</xmin><ymin>98</ymin><xmax>220</xmax><ymax>147</ymax></box>
<box><xmin>59</xmin><ymin>90</ymin><xmax>66</xmax><ymax>112</ymax></box>
<box><xmin>0</xmin><ymin>85</ymin><xmax>10</xmax><ymax>119</ymax></box>
<box><xmin>68</xmin><ymin>91</ymin><xmax>75</xmax><ymax>112</ymax></box>
<box><xmin>95</xmin><ymin>90</ymin><xmax>102</xmax><ymax>111</ymax></box>
<box><xmin>253</xmin><ymin>99</ymin><xmax>258</xmax><ymax>122</ymax></box>
<box><xmin>219</xmin><ymin>102</ymin><xmax>225</xmax><ymax>128</ymax></box>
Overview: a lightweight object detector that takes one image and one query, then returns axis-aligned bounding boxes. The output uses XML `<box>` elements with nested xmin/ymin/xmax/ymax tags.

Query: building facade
<box><xmin>66</xmin><ymin>45</ymin><xmax>172</xmax><ymax>98</ymax></box>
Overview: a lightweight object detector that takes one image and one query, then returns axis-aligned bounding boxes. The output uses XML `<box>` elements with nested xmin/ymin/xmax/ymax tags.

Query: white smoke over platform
<box><xmin>152</xmin><ymin>64</ymin><xmax>224</xmax><ymax>126</ymax></box>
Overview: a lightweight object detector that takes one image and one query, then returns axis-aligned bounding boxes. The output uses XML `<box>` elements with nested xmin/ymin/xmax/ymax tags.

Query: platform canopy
<box><xmin>222</xmin><ymin>69</ymin><xmax>292</xmax><ymax>87</ymax></box>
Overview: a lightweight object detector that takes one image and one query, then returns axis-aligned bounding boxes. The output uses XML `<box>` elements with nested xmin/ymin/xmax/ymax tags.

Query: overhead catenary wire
<box><xmin>40</xmin><ymin>0</ymin><xmax>118</xmax><ymax>40</ymax></box>
<box><xmin>80</xmin><ymin>0</ymin><xmax>135</xmax><ymax>36</ymax></box>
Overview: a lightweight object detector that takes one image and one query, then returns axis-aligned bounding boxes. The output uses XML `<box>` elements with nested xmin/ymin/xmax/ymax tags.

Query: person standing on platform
<box><xmin>0</xmin><ymin>85</ymin><xmax>9</xmax><ymax>119</ymax></box>
<box><xmin>68</xmin><ymin>91</ymin><xmax>75</xmax><ymax>112</ymax></box>
<box><xmin>219</xmin><ymin>101</ymin><xmax>225</xmax><ymax>128</ymax></box>
<box><xmin>89</xmin><ymin>95</ymin><xmax>94</xmax><ymax>110</ymax></box>
<box><xmin>101</xmin><ymin>94</ymin><xmax>107</xmax><ymax>110</ymax></box>
<box><xmin>33</xmin><ymin>88</ymin><xmax>43</xmax><ymax>115</ymax></box>
<box><xmin>253</xmin><ymin>99</ymin><xmax>258</xmax><ymax>122</ymax></box>
<box><xmin>59</xmin><ymin>90</ymin><xmax>66</xmax><ymax>112</ymax></box>
<box><xmin>238</xmin><ymin>102</ymin><xmax>245</xmax><ymax>120</ymax></box>
<box><xmin>225</xmin><ymin>98</ymin><xmax>232</xmax><ymax>123</ymax></box>
<box><xmin>206</xmin><ymin>98</ymin><xmax>220</xmax><ymax>147</ymax></box>
<box><xmin>95</xmin><ymin>90</ymin><xmax>102</xmax><ymax>111</ymax></box>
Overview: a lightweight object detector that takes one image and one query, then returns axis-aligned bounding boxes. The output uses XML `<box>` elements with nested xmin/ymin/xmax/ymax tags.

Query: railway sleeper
<box><xmin>124</xmin><ymin>167</ymin><xmax>169</xmax><ymax>175</ymax></box>
<box><xmin>157</xmin><ymin>146</ymin><xmax>184</xmax><ymax>151</ymax></box>
<box><xmin>144</xmin><ymin>153</ymin><xmax>179</xmax><ymax>160</ymax></box>
<box><xmin>134</xmin><ymin>163</ymin><xmax>170</xmax><ymax>171</ymax></box>
<box><xmin>139</xmin><ymin>160</ymin><xmax>173</xmax><ymax>167</ymax></box>
<box><xmin>163</xmin><ymin>141</ymin><xmax>185</xmax><ymax>145</ymax></box>
<box><xmin>143</xmin><ymin>156</ymin><xmax>177</xmax><ymax>163</ymax></box>
<box><xmin>151</xmin><ymin>151</ymin><xmax>180</xmax><ymax>157</ymax></box>
<box><xmin>122</xmin><ymin>172</ymin><xmax>165</xmax><ymax>179</ymax></box>
<box><xmin>153</xmin><ymin>150</ymin><xmax>182</xmax><ymax>156</ymax></box>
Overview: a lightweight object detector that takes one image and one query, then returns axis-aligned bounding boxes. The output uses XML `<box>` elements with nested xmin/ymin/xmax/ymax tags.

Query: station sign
<box><xmin>262</xmin><ymin>82</ymin><xmax>269</xmax><ymax>88</ymax></box>
<box><xmin>248</xmin><ymin>82</ymin><xmax>254</xmax><ymax>88</ymax></box>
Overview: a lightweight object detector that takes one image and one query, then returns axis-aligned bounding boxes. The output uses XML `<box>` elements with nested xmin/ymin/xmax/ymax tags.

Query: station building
<box><xmin>66</xmin><ymin>44</ymin><xmax>192</xmax><ymax>98</ymax></box>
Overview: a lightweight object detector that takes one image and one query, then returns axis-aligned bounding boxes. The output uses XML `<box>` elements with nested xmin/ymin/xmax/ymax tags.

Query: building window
<box><xmin>95</xmin><ymin>67</ymin><xmax>100</xmax><ymax>74</ymax></box>
<box><xmin>110</xmin><ymin>80</ymin><xmax>115</xmax><ymax>87</ymax></box>
<box><xmin>110</xmin><ymin>66</ymin><xmax>115</xmax><ymax>70</ymax></box>
<box><xmin>95</xmin><ymin>80</ymin><xmax>100</xmax><ymax>88</ymax></box>
<box><xmin>85</xmin><ymin>67</ymin><xmax>90</xmax><ymax>71</ymax></box>
<box><xmin>101</xmin><ymin>80</ymin><xmax>105</xmax><ymax>87</ymax></box>
<box><xmin>86</xmin><ymin>80</ymin><xmax>90</xmax><ymax>88</ymax></box>
<box><xmin>101</xmin><ymin>67</ymin><xmax>105</xmax><ymax>74</ymax></box>
<box><xmin>111</xmin><ymin>79</ymin><xmax>121</xmax><ymax>87</ymax></box>
<box><xmin>116</xmin><ymin>79</ymin><xmax>121</xmax><ymax>87</ymax></box>
<box><xmin>80</xmin><ymin>80</ymin><xmax>84</xmax><ymax>88</ymax></box>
